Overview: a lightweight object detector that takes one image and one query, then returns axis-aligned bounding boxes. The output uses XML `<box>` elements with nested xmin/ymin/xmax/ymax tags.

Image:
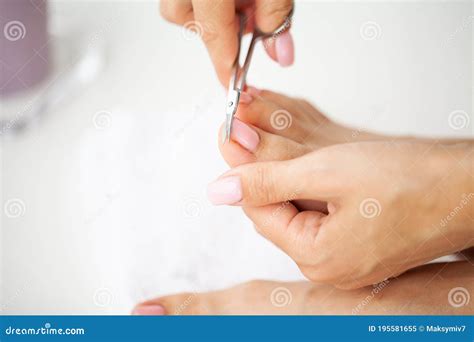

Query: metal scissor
<box><xmin>224</xmin><ymin>8</ymin><xmax>294</xmax><ymax>142</ymax></box>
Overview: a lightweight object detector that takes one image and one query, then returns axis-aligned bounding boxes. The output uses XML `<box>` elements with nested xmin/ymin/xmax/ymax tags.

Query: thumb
<box><xmin>254</xmin><ymin>0</ymin><xmax>293</xmax><ymax>33</ymax></box>
<box><xmin>207</xmin><ymin>152</ymin><xmax>335</xmax><ymax>207</ymax></box>
<box><xmin>255</xmin><ymin>0</ymin><xmax>294</xmax><ymax>66</ymax></box>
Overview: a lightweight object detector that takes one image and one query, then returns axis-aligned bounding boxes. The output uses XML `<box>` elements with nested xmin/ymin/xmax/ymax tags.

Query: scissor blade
<box><xmin>223</xmin><ymin>113</ymin><xmax>233</xmax><ymax>143</ymax></box>
<box><xmin>223</xmin><ymin>90</ymin><xmax>240</xmax><ymax>144</ymax></box>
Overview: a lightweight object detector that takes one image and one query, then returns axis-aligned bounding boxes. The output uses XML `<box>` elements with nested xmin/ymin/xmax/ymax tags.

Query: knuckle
<box><xmin>261</xmin><ymin>2</ymin><xmax>293</xmax><ymax>24</ymax></box>
<box><xmin>200</xmin><ymin>26</ymin><xmax>219</xmax><ymax>45</ymax></box>
<box><xmin>247</xmin><ymin>164</ymin><xmax>276</xmax><ymax>204</ymax></box>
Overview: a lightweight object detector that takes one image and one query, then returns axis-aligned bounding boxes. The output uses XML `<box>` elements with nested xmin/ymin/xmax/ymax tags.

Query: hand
<box><xmin>160</xmin><ymin>0</ymin><xmax>294</xmax><ymax>85</ymax></box>
<box><xmin>208</xmin><ymin>88</ymin><xmax>474</xmax><ymax>289</ymax></box>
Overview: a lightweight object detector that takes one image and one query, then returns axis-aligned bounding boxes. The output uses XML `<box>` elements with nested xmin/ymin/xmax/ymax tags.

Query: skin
<box><xmin>160</xmin><ymin>0</ymin><xmax>294</xmax><ymax>85</ymax></box>
<box><xmin>133</xmin><ymin>89</ymin><xmax>473</xmax><ymax>315</ymax></box>
<box><xmin>214</xmin><ymin>88</ymin><xmax>474</xmax><ymax>289</ymax></box>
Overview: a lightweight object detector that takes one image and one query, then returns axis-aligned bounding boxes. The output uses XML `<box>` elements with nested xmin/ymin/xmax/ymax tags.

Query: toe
<box><xmin>133</xmin><ymin>292</ymin><xmax>212</xmax><ymax>315</ymax></box>
<box><xmin>236</xmin><ymin>88</ymin><xmax>310</xmax><ymax>143</ymax></box>
<box><xmin>218</xmin><ymin>119</ymin><xmax>310</xmax><ymax>168</ymax></box>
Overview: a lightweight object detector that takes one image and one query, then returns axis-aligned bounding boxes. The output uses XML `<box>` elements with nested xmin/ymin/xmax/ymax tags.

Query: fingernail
<box><xmin>132</xmin><ymin>305</ymin><xmax>166</xmax><ymax>315</ymax></box>
<box><xmin>231</xmin><ymin>119</ymin><xmax>259</xmax><ymax>152</ymax></box>
<box><xmin>207</xmin><ymin>176</ymin><xmax>242</xmax><ymax>205</ymax></box>
<box><xmin>275</xmin><ymin>31</ymin><xmax>294</xmax><ymax>67</ymax></box>
<box><xmin>246</xmin><ymin>86</ymin><xmax>262</xmax><ymax>97</ymax></box>
<box><xmin>239</xmin><ymin>92</ymin><xmax>253</xmax><ymax>105</ymax></box>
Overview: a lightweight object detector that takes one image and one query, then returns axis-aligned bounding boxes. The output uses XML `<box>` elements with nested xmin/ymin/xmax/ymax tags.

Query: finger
<box><xmin>263</xmin><ymin>37</ymin><xmax>278</xmax><ymax>62</ymax></box>
<box><xmin>192</xmin><ymin>0</ymin><xmax>238</xmax><ymax>86</ymax></box>
<box><xmin>218</xmin><ymin>119</ymin><xmax>310</xmax><ymax>166</ymax></box>
<box><xmin>160</xmin><ymin>0</ymin><xmax>194</xmax><ymax>25</ymax></box>
<box><xmin>254</xmin><ymin>0</ymin><xmax>293</xmax><ymax>33</ymax></box>
<box><xmin>207</xmin><ymin>151</ymin><xmax>336</xmax><ymax>207</ymax></box>
<box><xmin>218</xmin><ymin>119</ymin><xmax>327</xmax><ymax>213</ymax></box>
<box><xmin>244</xmin><ymin>206</ymin><xmax>326</xmax><ymax>264</ymax></box>
<box><xmin>255</xmin><ymin>0</ymin><xmax>294</xmax><ymax>66</ymax></box>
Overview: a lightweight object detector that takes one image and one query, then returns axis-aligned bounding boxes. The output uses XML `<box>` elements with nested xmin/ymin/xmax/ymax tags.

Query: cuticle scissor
<box><xmin>224</xmin><ymin>7</ymin><xmax>294</xmax><ymax>143</ymax></box>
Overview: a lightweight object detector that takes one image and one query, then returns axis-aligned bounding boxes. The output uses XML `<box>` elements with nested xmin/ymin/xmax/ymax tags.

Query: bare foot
<box><xmin>132</xmin><ymin>261</ymin><xmax>473</xmax><ymax>315</ymax></box>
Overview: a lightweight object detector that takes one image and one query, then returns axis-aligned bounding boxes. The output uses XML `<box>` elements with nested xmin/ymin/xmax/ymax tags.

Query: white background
<box><xmin>1</xmin><ymin>0</ymin><xmax>472</xmax><ymax>314</ymax></box>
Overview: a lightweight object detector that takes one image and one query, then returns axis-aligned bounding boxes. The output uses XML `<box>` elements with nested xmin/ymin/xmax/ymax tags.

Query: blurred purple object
<box><xmin>0</xmin><ymin>0</ymin><xmax>50</xmax><ymax>97</ymax></box>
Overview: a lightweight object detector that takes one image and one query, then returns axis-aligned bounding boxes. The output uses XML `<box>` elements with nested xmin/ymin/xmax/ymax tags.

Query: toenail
<box><xmin>230</xmin><ymin>119</ymin><xmax>260</xmax><ymax>152</ymax></box>
<box><xmin>132</xmin><ymin>304</ymin><xmax>166</xmax><ymax>315</ymax></box>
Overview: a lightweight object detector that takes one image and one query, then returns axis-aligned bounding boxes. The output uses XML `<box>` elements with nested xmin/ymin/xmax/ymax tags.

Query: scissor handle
<box><xmin>229</xmin><ymin>8</ymin><xmax>294</xmax><ymax>93</ymax></box>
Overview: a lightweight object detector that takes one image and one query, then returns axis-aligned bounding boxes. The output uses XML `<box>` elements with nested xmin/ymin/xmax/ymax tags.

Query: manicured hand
<box><xmin>208</xmin><ymin>88</ymin><xmax>474</xmax><ymax>289</ymax></box>
<box><xmin>160</xmin><ymin>0</ymin><xmax>294</xmax><ymax>85</ymax></box>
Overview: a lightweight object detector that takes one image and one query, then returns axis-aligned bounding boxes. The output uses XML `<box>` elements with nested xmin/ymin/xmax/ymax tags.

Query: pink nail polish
<box><xmin>239</xmin><ymin>92</ymin><xmax>253</xmax><ymax>104</ymax></box>
<box><xmin>132</xmin><ymin>305</ymin><xmax>166</xmax><ymax>315</ymax></box>
<box><xmin>231</xmin><ymin>119</ymin><xmax>259</xmax><ymax>152</ymax></box>
<box><xmin>207</xmin><ymin>176</ymin><xmax>242</xmax><ymax>205</ymax></box>
<box><xmin>275</xmin><ymin>31</ymin><xmax>294</xmax><ymax>67</ymax></box>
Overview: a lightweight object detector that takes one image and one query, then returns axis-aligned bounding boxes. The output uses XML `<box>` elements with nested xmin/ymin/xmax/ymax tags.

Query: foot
<box><xmin>132</xmin><ymin>262</ymin><xmax>473</xmax><ymax>315</ymax></box>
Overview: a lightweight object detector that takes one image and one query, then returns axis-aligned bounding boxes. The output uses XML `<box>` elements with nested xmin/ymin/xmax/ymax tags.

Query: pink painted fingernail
<box><xmin>132</xmin><ymin>305</ymin><xmax>166</xmax><ymax>315</ymax></box>
<box><xmin>207</xmin><ymin>176</ymin><xmax>242</xmax><ymax>205</ymax></box>
<box><xmin>246</xmin><ymin>86</ymin><xmax>262</xmax><ymax>97</ymax></box>
<box><xmin>275</xmin><ymin>31</ymin><xmax>294</xmax><ymax>67</ymax></box>
<box><xmin>231</xmin><ymin>119</ymin><xmax>259</xmax><ymax>152</ymax></box>
<box><xmin>239</xmin><ymin>92</ymin><xmax>253</xmax><ymax>104</ymax></box>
